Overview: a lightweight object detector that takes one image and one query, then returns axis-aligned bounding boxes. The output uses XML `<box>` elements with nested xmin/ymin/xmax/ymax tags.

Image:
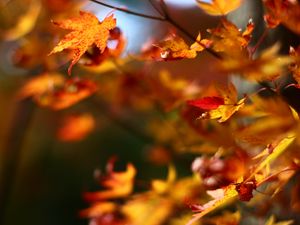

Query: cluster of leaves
<box><xmin>3</xmin><ymin>0</ymin><xmax>300</xmax><ymax>224</ymax></box>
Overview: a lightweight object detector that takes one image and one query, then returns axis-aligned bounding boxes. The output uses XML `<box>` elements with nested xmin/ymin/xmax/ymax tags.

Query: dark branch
<box><xmin>88</xmin><ymin>0</ymin><xmax>222</xmax><ymax>59</ymax></box>
<box><xmin>88</xmin><ymin>0</ymin><xmax>166</xmax><ymax>21</ymax></box>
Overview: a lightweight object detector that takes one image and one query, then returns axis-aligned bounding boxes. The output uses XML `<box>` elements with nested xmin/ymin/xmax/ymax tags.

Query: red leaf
<box><xmin>187</xmin><ymin>96</ymin><xmax>224</xmax><ymax>110</ymax></box>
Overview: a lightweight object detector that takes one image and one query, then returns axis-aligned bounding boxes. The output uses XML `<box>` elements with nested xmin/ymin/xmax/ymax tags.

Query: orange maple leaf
<box><xmin>264</xmin><ymin>0</ymin><xmax>300</xmax><ymax>35</ymax></box>
<box><xmin>154</xmin><ymin>33</ymin><xmax>211</xmax><ymax>60</ymax></box>
<box><xmin>84</xmin><ymin>161</ymin><xmax>136</xmax><ymax>201</ymax></box>
<box><xmin>49</xmin><ymin>11</ymin><xmax>116</xmax><ymax>74</ymax></box>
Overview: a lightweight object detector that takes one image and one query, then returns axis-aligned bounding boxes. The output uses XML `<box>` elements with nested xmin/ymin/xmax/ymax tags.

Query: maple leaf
<box><xmin>197</xmin><ymin>0</ymin><xmax>242</xmax><ymax>16</ymax></box>
<box><xmin>187</xmin><ymin>185</ymin><xmax>238</xmax><ymax>225</ymax></box>
<box><xmin>197</xmin><ymin>83</ymin><xmax>246</xmax><ymax>123</ymax></box>
<box><xmin>208</xmin><ymin>18</ymin><xmax>254</xmax><ymax>58</ymax></box>
<box><xmin>154</xmin><ymin>33</ymin><xmax>211</xmax><ymax>60</ymax></box>
<box><xmin>49</xmin><ymin>11</ymin><xmax>116</xmax><ymax>74</ymax></box>
<box><xmin>264</xmin><ymin>14</ymin><xmax>280</xmax><ymax>29</ymax></box>
<box><xmin>84</xmin><ymin>162</ymin><xmax>136</xmax><ymax>201</ymax></box>
<box><xmin>187</xmin><ymin>96</ymin><xmax>224</xmax><ymax>110</ymax></box>
<box><xmin>264</xmin><ymin>0</ymin><xmax>300</xmax><ymax>35</ymax></box>
<box><xmin>220</xmin><ymin>44</ymin><xmax>292</xmax><ymax>81</ymax></box>
<box><xmin>187</xmin><ymin>134</ymin><xmax>295</xmax><ymax>225</ymax></box>
<box><xmin>289</xmin><ymin>46</ymin><xmax>300</xmax><ymax>86</ymax></box>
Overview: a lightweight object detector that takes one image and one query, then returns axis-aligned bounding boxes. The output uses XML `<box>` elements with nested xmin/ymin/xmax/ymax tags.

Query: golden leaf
<box><xmin>265</xmin><ymin>215</ymin><xmax>293</xmax><ymax>225</ymax></box>
<box><xmin>84</xmin><ymin>163</ymin><xmax>136</xmax><ymax>201</ymax></box>
<box><xmin>197</xmin><ymin>0</ymin><xmax>242</xmax><ymax>16</ymax></box>
<box><xmin>49</xmin><ymin>11</ymin><xmax>116</xmax><ymax>74</ymax></box>
<box><xmin>199</xmin><ymin>83</ymin><xmax>246</xmax><ymax>123</ymax></box>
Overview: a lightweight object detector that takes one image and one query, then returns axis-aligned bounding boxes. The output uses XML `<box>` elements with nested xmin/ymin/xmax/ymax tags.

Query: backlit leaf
<box><xmin>197</xmin><ymin>0</ymin><xmax>242</xmax><ymax>16</ymax></box>
<box><xmin>49</xmin><ymin>11</ymin><xmax>116</xmax><ymax>74</ymax></box>
<box><xmin>199</xmin><ymin>83</ymin><xmax>246</xmax><ymax>122</ymax></box>
<box><xmin>187</xmin><ymin>96</ymin><xmax>224</xmax><ymax>110</ymax></box>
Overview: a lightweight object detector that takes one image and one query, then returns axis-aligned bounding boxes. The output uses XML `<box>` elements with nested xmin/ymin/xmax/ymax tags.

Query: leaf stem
<box><xmin>251</xmin><ymin>29</ymin><xmax>269</xmax><ymax>56</ymax></box>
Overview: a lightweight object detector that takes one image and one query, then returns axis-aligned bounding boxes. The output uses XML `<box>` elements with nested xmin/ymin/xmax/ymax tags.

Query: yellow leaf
<box><xmin>247</xmin><ymin>133</ymin><xmax>295</xmax><ymax>182</ymax></box>
<box><xmin>200</xmin><ymin>83</ymin><xmax>245</xmax><ymax>122</ymax></box>
<box><xmin>197</xmin><ymin>0</ymin><xmax>242</xmax><ymax>16</ymax></box>
<box><xmin>152</xmin><ymin>165</ymin><xmax>176</xmax><ymax>194</ymax></box>
<box><xmin>208</xmin><ymin>18</ymin><xmax>253</xmax><ymax>58</ymax></box>
<box><xmin>84</xmin><ymin>163</ymin><xmax>136</xmax><ymax>201</ymax></box>
<box><xmin>49</xmin><ymin>11</ymin><xmax>116</xmax><ymax>74</ymax></box>
<box><xmin>220</xmin><ymin>43</ymin><xmax>292</xmax><ymax>81</ymax></box>
<box><xmin>186</xmin><ymin>185</ymin><xmax>238</xmax><ymax>225</ymax></box>
<box><xmin>265</xmin><ymin>215</ymin><xmax>293</xmax><ymax>225</ymax></box>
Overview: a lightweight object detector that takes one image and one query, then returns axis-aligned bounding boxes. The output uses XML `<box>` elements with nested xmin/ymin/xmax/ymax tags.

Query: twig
<box><xmin>148</xmin><ymin>0</ymin><xmax>165</xmax><ymax>17</ymax></box>
<box><xmin>88</xmin><ymin>0</ymin><xmax>222</xmax><ymax>59</ymax></box>
<box><xmin>88</xmin><ymin>0</ymin><xmax>166</xmax><ymax>21</ymax></box>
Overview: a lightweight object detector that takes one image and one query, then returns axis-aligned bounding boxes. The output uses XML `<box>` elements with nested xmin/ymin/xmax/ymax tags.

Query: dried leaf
<box><xmin>197</xmin><ymin>0</ymin><xmax>242</xmax><ymax>16</ymax></box>
<box><xmin>49</xmin><ymin>11</ymin><xmax>116</xmax><ymax>74</ymax></box>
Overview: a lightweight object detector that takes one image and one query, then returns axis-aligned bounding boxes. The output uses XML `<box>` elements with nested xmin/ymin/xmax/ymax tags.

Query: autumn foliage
<box><xmin>1</xmin><ymin>0</ymin><xmax>300</xmax><ymax>225</ymax></box>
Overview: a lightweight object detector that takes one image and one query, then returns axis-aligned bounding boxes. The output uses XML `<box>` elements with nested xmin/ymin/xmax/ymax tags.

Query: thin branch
<box><xmin>88</xmin><ymin>0</ymin><xmax>222</xmax><ymax>59</ymax></box>
<box><xmin>88</xmin><ymin>0</ymin><xmax>166</xmax><ymax>21</ymax></box>
<box><xmin>159</xmin><ymin>0</ymin><xmax>222</xmax><ymax>59</ymax></box>
<box><xmin>148</xmin><ymin>0</ymin><xmax>165</xmax><ymax>17</ymax></box>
